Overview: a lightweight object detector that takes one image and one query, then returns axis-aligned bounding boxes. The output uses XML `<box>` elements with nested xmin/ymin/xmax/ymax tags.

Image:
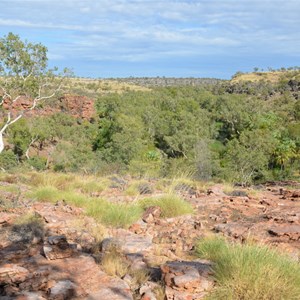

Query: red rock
<box><xmin>0</xmin><ymin>264</ymin><xmax>29</xmax><ymax>284</ymax></box>
<box><xmin>142</xmin><ymin>206</ymin><xmax>162</xmax><ymax>223</ymax></box>
<box><xmin>268</xmin><ymin>225</ymin><xmax>300</xmax><ymax>241</ymax></box>
<box><xmin>43</xmin><ymin>236</ymin><xmax>74</xmax><ymax>260</ymax></box>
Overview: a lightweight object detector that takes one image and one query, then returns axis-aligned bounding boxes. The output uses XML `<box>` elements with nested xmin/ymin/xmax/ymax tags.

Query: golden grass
<box><xmin>25</xmin><ymin>171</ymin><xmax>110</xmax><ymax>195</ymax></box>
<box><xmin>231</xmin><ymin>70</ymin><xmax>299</xmax><ymax>83</ymax></box>
<box><xmin>153</xmin><ymin>284</ymin><xmax>166</xmax><ymax>300</ymax></box>
<box><xmin>63</xmin><ymin>78</ymin><xmax>150</xmax><ymax>95</ymax></box>
<box><xmin>101</xmin><ymin>247</ymin><xmax>129</xmax><ymax>277</ymax></box>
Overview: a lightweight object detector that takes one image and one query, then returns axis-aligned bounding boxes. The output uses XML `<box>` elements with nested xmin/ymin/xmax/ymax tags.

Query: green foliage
<box><xmin>0</xmin><ymin>149</ymin><xmax>18</xmax><ymax>170</ymax></box>
<box><xmin>86</xmin><ymin>200</ymin><xmax>143</xmax><ymax>228</ymax></box>
<box><xmin>27</xmin><ymin>156</ymin><xmax>47</xmax><ymax>171</ymax></box>
<box><xmin>223</xmin><ymin>129</ymin><xmax>274</xmax><ymax>184</ymax></box>
<box><xmin>8</xmin><ymin>118</ymin><xmax>31</xmax><ymax>158</ymax></box>
<box><xmin>2</xmin><ymin>63</ymin><xmax>299</xmax><ymax>183</ymax></box>
<box><xmin>0</xmin><ymin>32</ymin><xmax>70</xmax><ymax>106</ymax></box>
<box><xmin>139</xmin><ymin>194</ymin><xmax>193</xmax><ymax>218</ymax></box>
<box><xmin>196</xmin><ymin>237</ymin><xmax>300</xmax><ymax>300</ymax></box>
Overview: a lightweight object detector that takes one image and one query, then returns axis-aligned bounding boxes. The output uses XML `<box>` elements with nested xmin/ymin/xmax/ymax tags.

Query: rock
<box><xmin>161</xmin><ymin>261</ymin><xmax>214</xmax><ymax>295</ymax></box>
<box><xmin>43</xmin><ymin>235</ymin><xmax>74</xmax><ymax>260</ymax></box>
<box><xmin>141</xmin><ymin>291</ymin><xmax>157</xmax><ymax>300</ymax></box>
<box><xmin>15</xmin><ymin>292</ymin><xmax>46</xmax><ymax>300</ymax></box>
<box><xmin>0</xmin><ymin>212</ymin><xmax>16</xmax><ymax>225</ymax></box>
<box><xmin>49</xmin><ymin>280</ymin><xmax>76</xmax><ymax>299</ymax></box>
<box><xmin>165</xmin><ymin>285</ymin><xmax>207</xmax><ymax>300</ymax></box>
<box><xmin>125</xmin><ymin>253</ymin><xmax>147</xmax><ymax>270</ymax></box>
<box><xmin>227</xmin><ymin>190</ymin><xmax>248</xmax><ymax>197</ymax></box>
<box><xmin>173</xmin><ymin>270</ymin><xmax>201</xmax><ymax>289</ymax></box>
<box><xmin>214</xmin><ymin>223</ymin><xmax>249</xmax><ymax>239</ymax></box>
<box><xmin>48</xmin><ymin>235</ymin><xmax>67</xmax><ymax>245</ymax></box>
<box><xmin>114</xmin><ymin>229</ymin><xmax>153</xmax><ymax>254</ymax></box>
<box><xmin>16</xmin><ymin>292</ymin><xmax>47</xmax><ymax>300</ymax></box>
<box><xmin>268</xmin><ymin>225</ymin><xmax>300</xmax><ymax>241</ymax></box>
<box><xmin>292</xmin><ymin>191</ymin><xmax>300</xmax><ymax>198</ymax></box>
<box><xmin>139</xmin><ymin>282</ymin><xmax>158</xmax><ymax>300</ymax></box>
<box><xmin>142</xmin><ymin>206</ymin><xmax>162</xmax><ymax>223</ymax></box>
<box><xmin>100</xmin><ymin>237</ymin><xmax>122</xmax><ymax>253</ymax></box>
<box><xmin>3</xmin><ymin>94</ymin><xmax>96</xmax><ymax>121</ymax></box>
<box><xmin>59</xmin><ymin>94</ymin><xmax>96</xmax><ymax>121</ymax></box>
<box><xmin>87</xmin><ymin>277</ymin><xmax>133</xmax><ymax>300</ymax></box>
<box><xmin>0</xmin><ymin>264</ymin><xmax>29</xmax><ymax>284</ymax></box>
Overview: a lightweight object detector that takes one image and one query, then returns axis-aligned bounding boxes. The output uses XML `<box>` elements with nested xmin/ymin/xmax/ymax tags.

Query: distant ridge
<box><xmin>107</xmin><ymin>77</ymin><xmax>224</xmax><ymax>87</ymax></box>
<box><xmin>231</xmin><ymin>69</ymin><xmax>300</xmax><ymax>84</ymax></box>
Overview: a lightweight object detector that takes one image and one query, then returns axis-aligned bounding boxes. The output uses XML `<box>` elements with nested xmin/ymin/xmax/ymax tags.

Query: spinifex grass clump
<box><xmin>86</xmin><ymin>199</ymin><xmax>143</xmax><ymax>228</ymax></box>
<box><xmin>139</xmin><ymin>194</ymin><xmax>193</xmax><ymax>218</ymax></box>
<box><xmin>196</xmin><ymin>237</ymin><xmax>300</xmax><ymax>300</ymax></box>
<box><xmin>28</xmin><ymin>186</ymin><xmax>87</xmax><ymax>206</ymax></box>
<box><xmin>25</xmin><ymin>171</ymin><xmax>110</xmax><ymax>194</ymax></box>
<box><xmin>29</xmin><ymin>186</ymin><xmax>142</xmax><ymax>228</ymax></box>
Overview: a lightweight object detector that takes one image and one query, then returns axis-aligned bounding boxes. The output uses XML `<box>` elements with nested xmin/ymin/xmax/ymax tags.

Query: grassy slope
<box><xmin>231</xmin><ymin>70</ymin><xmax>300</xmax><ymax>83</ymax></box>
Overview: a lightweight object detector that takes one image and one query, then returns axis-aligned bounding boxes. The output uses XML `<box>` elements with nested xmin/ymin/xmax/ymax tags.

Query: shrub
<box><xmin>196</xmin><ymin>237</ymin><xmax>300</xmax><ymax>300</ymax></box>
<box><xmin>27</xmin><ymin>156</ymin><xmax>47</xmax><ymax>171</ymax></box>
<box><xmin>0</xmin><ymin>150</ymin><xmax>18</xmax><ymax>170</ymax></box>
<box><xmin>139</xmin><ymin>194</ymin><xmax>193</xmax><ymax>218</ymax></box>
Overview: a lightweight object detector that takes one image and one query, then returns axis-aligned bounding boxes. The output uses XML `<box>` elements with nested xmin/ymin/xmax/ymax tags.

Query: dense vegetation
<box><xmin>1</xmin><ymin>70</ymin><xmax>300</xmax><ymax>185</ymax></box>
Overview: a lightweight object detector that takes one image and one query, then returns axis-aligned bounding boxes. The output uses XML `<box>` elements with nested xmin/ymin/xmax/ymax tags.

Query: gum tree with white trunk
<box><xmin>0</xmin><ymin>32</ymin><xmax>70</xmax><ymax>154</ymax></box>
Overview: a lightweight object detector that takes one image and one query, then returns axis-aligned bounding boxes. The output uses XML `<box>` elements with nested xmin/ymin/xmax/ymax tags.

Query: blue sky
<box><xmin>0</xmin><ymin>0</ymin><xmax>299</xmax><ymax>79</ymax></box>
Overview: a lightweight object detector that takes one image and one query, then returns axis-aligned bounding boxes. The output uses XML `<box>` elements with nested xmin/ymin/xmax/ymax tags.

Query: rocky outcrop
<box><xmin>58</xmin><ymin>94</ymin><xmax>96</xmax><ymax>121</ymax></box>
<box><xmin>1</xmin><ymin>179</ymin><xmax>300</xmax><ymax>299</ymax></box>
<box><xmin>1</xmin><ymin>94</ymin><xmax>96</xmax><ymax>121</ymax></box>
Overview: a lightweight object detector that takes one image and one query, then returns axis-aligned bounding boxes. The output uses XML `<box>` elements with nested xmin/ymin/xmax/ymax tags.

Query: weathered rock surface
<box><xmin>161</xmin><ymin>261</ymin><xmax>214</xmax><ymax>299</ymax></box>
<box><xmin>43</xmin><ymin>235</ymin><xmax>74</xmax><ymax>260</ymax></box>
<box><xmin>2</xmin><ymin>93</ymin><xmax>96</xmax><ymax>121</ymax></box>
<box><xmin>268</xmin><ymin>225</ymin><xmax>300</xmax><ymax>241</ymax></box>
<box><xmin>1</xmin><ymin>180</ymin><xmax>300</xmax><ymax>299</ymax></box>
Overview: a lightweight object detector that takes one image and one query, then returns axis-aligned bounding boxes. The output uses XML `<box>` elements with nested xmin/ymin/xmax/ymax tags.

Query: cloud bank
<box><xmin>0</xmin><ymin>0</ymin><xmax>299</xmax><ymax>78</ymax></box>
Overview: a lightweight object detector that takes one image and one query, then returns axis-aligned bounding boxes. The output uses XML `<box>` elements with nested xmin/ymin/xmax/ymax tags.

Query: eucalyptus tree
<box><xmin>0</xmin><ymin>32</ymin><xmax>70</xmax><ymax>153</ymax></box>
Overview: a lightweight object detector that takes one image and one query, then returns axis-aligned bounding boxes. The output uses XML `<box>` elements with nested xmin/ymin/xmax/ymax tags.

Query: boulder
<box><xmin>161</xmin><ymin>261</ymin><xmax>214</xmax><ymax>296</ymax></box>
<box><xmin>49</xmin><ymin>280</ymin><xmax>76</xmax><ymax>300</ymax></box>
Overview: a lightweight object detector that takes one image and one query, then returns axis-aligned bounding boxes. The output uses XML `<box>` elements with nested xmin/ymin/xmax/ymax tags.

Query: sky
<box><xmin>0</xmin><ymin>0</ymin><xmax>299</xmax><ymax>79</ymax></box>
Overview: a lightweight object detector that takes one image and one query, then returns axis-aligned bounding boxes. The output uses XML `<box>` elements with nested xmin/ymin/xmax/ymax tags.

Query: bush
<box><xmin>27</xmin><ymin>156</ymin><xmax>47</xmax><ymax>171</ymax></box>
<box><xmin>0</xmin><ymin>150</ymin><xmax>18</xmax><ymax>170</ymax></box>
<box><xmin>196</xmin><ymin>237</ymin><xmax>300</xmax><ymax>300</ymax></box>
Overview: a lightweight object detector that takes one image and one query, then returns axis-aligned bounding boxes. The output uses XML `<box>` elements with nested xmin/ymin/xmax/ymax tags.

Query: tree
<box><xmin>0</xmin><ymin>32</ymin><xmax>70</xmax><ymax>153</ymax></box>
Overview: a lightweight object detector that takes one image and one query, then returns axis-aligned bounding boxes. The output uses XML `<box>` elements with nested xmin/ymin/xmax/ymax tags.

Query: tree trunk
<box><xmin>0</xmin><ymin>132</ymin><xmax>4</xmax><ymax>154</ymax></box>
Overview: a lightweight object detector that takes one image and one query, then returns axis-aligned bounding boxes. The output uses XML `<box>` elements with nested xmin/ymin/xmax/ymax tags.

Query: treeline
<box><xmin>1</xmin><ymin>77</ymin><xmax>299</xmax><ymax>185</ymax></box>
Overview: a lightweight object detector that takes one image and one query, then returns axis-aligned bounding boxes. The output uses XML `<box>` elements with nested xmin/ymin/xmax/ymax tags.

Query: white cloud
<box><xmin>0</xmin><ymin>0</ymin><xmax>299</xmax><ymax>71</ymax></box>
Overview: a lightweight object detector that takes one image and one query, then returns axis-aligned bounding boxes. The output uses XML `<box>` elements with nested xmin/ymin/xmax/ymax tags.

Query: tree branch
<box><xmin>25</xmin><ymin>136</ymin><xmax>38</xmax><ymax>160</ymax></box>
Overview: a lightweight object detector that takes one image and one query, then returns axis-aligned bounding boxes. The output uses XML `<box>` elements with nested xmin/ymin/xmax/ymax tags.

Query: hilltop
<box><xmin>231</xmin><ymin>69</ymin><xmax>300</xmax><ymax>84</ymax></box>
